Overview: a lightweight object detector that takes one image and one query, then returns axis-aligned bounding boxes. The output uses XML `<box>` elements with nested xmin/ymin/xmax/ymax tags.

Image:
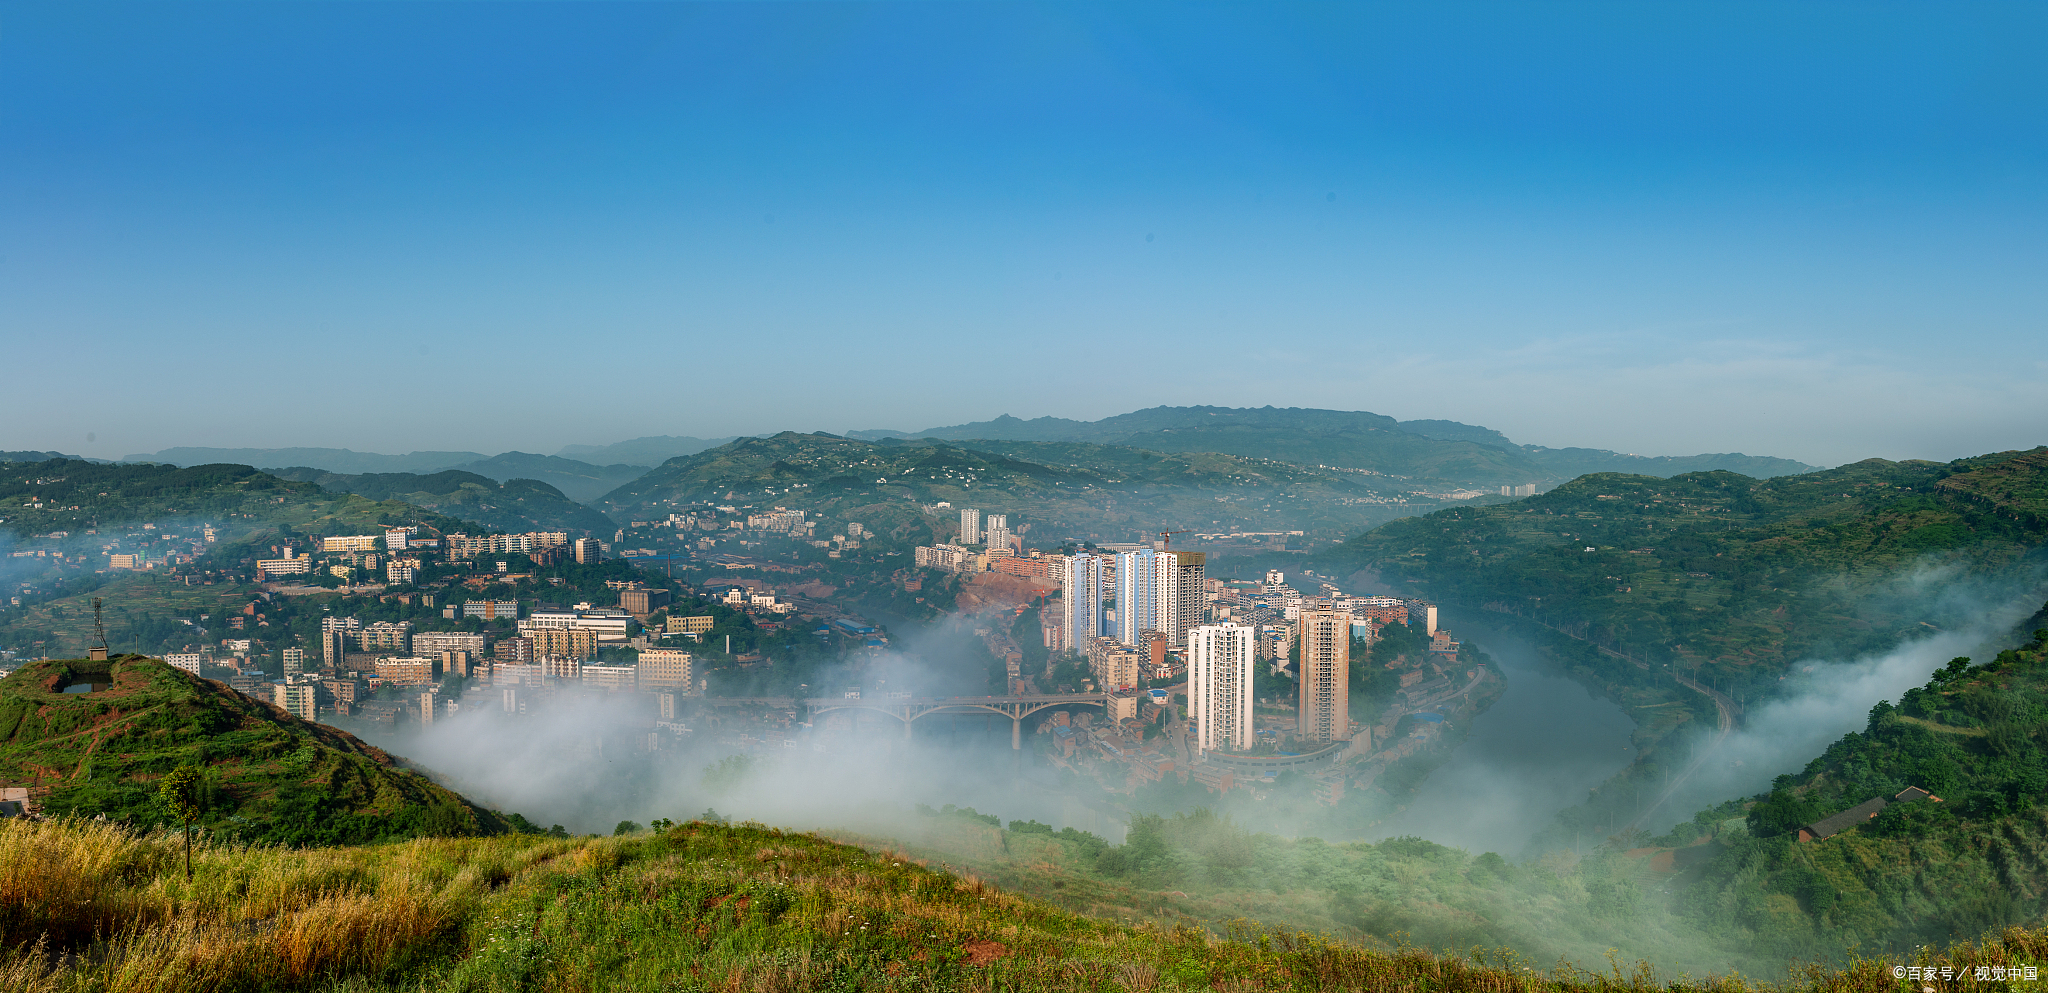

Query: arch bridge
<box><xmin>706</xmin><ymin>693</ymin><xmax>1114</xmax><ymax>749</ymax></box>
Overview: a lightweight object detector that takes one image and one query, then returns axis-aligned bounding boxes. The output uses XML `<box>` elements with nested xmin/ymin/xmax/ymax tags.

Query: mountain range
<box><xmin>851</xmin><ymin>406</ymin><xmax>1820</xmax><ymax>484</ymax></box>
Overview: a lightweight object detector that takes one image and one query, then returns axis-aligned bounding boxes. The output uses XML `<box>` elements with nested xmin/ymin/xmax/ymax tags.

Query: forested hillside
<box><xmin>265</xmin><ymin>467</ymin><xmax>617</xmax><ymax>533</ymax></box>
<box><xmin>1326</xmin><ymin>447</ymin><xmax>2048</xmax><ymax>697</ymax></box>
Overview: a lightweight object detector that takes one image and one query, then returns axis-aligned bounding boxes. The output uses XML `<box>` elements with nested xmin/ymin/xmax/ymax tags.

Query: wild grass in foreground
<box><xmin>1</xmin><ymin>816</ymin><xmax>2043</xmax><ymax>992</ymax></box>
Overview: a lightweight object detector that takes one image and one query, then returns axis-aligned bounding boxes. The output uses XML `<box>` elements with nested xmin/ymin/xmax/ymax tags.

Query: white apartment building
<box><xmin>164</xmin><ymin>654</ymin><xmax>203</xmax><ymax>675</ymax></box>
<box><xmin>520</xmin><ymin>609</ymin><xmax>632</xmax><ymax>643</ymax></box>
<box><xmin>959</xmin><ymin>508</ymin><xmax>981</xmax><ymax>545</ymax></box>
<box><xmin>322</xmin><ymin>535</ymin><xmax>381</xmax><ymax>553</ymax></box>
<box><xmin>414</xmin><ymin>631</ymin><xmax>489</xmax><ymax>657</ymax></box>
<box><xmin>914</xmin><ymin>543</ymin><xmax>971</xmax><ymax>572</ymax></box>
<box><xmin>1188</xmin><ymin>623</ymin><xmax>1255</xmax><ymax>753</ymax></box>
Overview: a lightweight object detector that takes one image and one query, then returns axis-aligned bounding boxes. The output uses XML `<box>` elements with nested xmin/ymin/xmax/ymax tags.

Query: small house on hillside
<box><xmin>1798</xmin><ymin>786</ymin><xmax>1942</xmax><ymax>842</ymax></box>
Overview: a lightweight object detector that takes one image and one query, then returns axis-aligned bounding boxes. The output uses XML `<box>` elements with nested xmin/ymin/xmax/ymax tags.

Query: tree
<box><xmin>157</xmin><ymin>765</ymin><xmax>205</xmax><ymax>882</ymax></box>
<box><xmin>614</xmin><ymin>820</ymin><xmax>643</xmax><ymax>836</ymax></box>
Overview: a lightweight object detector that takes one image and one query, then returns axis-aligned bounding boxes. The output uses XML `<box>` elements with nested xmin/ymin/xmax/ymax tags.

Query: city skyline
<box><xmin>5</xmin><ymin>4</ymin><xmax>2044</xmax><ymax>467</ymax></box>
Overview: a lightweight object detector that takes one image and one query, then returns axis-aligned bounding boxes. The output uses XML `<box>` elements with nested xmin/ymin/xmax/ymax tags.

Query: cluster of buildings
<box><xmin>255</xmin><ymin>528</ymin><xmax>606</xmax><ymax>586</ymax></box>
<box><xmin>917</xmin><ymin>511</ymin><xmax>1446</xmax><ymax>760</ymax></box>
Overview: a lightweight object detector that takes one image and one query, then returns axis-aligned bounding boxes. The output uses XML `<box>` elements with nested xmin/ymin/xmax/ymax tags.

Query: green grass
<box><xmin>7</xmin><ymin>814</ymin><xmax>2046</xmax><ymax>993</ymax></box>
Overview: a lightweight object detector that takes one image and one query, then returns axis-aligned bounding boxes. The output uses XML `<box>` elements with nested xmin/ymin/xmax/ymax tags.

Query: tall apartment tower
<box><xmin>1297</xmin><ymin>608</ymin><xmax>1354</xmax><ymax>742</ymax></box>
<box><xmin>573</xmin><ymin>537</ymin><xmax>604</xmax><ymax>565</ymax></box>
<box><xmin>1062</xmin><ymin>553</ymin><xmax>1107</xmax><ymax>650</ymax></box>
<box><xmin>959</xmin><ymin>508</ymin><xmax>982</xmax><ymax>545</ymax></box>
<box><xmin>281</xmin><ymin>647</ymin><xmax>305</xmax><ymax>676</ymax></box>
<box><xmin>1171</xmin><ymin>551</ymin><xmax>1205</xmax><ymax>644</ymax></box>
<box><xmin>1188</xmin><ymin>623</ymin><xmax>1255</xmax><ymax>753</ymax></box>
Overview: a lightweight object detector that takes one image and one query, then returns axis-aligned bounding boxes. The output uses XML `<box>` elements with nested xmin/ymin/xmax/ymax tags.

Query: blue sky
<box><xmin>4</xmin><ymin>2</ymin><xmax>2044</xmax><ymax>466</ymax></box>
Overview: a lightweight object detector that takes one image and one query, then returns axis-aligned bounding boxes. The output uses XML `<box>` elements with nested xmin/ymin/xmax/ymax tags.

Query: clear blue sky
<box><xmin>4</xmin><ymin>2</ymin><xmax>2043</xmax><ymax>466</ymax></box>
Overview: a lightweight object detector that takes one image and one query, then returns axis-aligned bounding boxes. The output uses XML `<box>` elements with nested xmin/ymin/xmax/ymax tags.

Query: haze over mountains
<box><xmin>112</xmin><ymin>407</ymin><xmax>1820</xmax><ymax>508</ymax></box>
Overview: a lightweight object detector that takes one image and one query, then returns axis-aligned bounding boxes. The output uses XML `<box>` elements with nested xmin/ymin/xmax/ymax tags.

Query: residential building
<box><xmin>520</xmin><ymin>609</ymin><xmax>631</xmax><ymax>643</ymax></box>
<box><xmin>273</xmin><ymin>682</ymin><xmax>318</xmax><ymax>721</ymax></box>
<box><xmin>164</xmin><ymin>653</ymin><xmax>203</xmax><ymax>675</ymax></box>
<box><xmin>361</xmin><ymin>620</ymin><xmax>414</xmax><ymax>653</ymax></box>
<box><xmin>386</xmin><ymin>564</ymin><xmax>415</xmax><ymax>585</ymax></box>
<box><xmin>495</xmin><ymin>637</ymin><xmax>535</xmax><ymax>664</ymax></box>
<box><xmin>1088</xmin><ymin>637</ymin><xmax>1144</xmax><ymax>691</ymax></box>
<box><xmin>914</xmin><ymin>543</ymin><xmax>971</xmax><ymax>572</ymax></box>
<box><xmin>573</xmin><ymin>537</ymin><xmax>604</xmax><ymax>564</ymax></box>
<box><xmin>539</xmin><ymin>654</ymin><xmax>583</xmax><ymax>681</ymax></box>
<box><xmin>582</xmin><ymin>665</ymin><xmax>637</xmax><ymax>692</ymax></box>
<box><xmin>993</xmin><ymin>556</ymin><xmax>1054</xmax><ymax>583</ymax></box>
<box><xmin>1114</xmin><ymin>548</ymin><xmax>1183</xmax><ymax>646</ymax></box>
<box><xmin>1297</xmin><ymin>608</ymin><xmax>1354</xmax><ymax>742</ymax></box>
<box><xmin>255</xmin><ymin>553</ymin><xmax>312</xmax><ymax>578</ymax></box>
<box><xmin>983</xmin><ymin>514</ymin><xmax>1010</xmax><ymax>551</ymax></box>
<box><xmin>463</xmin><ymin>600</ymin><xmax>520</xmax><ymax>621</ymax></box>
<box><xmin>374</xmin><ymin>657</ymin><xmax>440</xmax><ymax>685</ymax></box>
<box><xmin>959</xmin><ymin>508</ymin><xmax>981</xmax><ymax>545</ymax></box>
<box><xmin>438</xmin><ymin>650</ymin><xmax>474</xmax><ymax>678</ymax></box>
<box><xmin>620</xmin><ymin>588</ymin><xmax>672</xmax><ymax>617</ymax></box>
<box><xmin>527</xmin><ymin>626</ymin><xmax>599</xmax><ymax>659</ymax></box>
<box><xmin>1171</xmin><ymin>551</ymin><xmax>1206</xmax><ymax>643</ymax></box>
<box><xmin>637</xmin><ymin>649</ymin><xmax>695</xmax><ymax>690</ymax></box>
<box><xmin>414</xmin><ymin>631</ymin><xmax>489</xmax><ymax>657</ymax></box>
<box><xmin>1061</xmin><ymin>553</ymin><xmax>1107</xmax><ymax>651</ymax></box>
<box><xmin>384</xmin><ymin>527</ymin><xmax>417</xmax><ymax>551</ymax></box>
<box><xmin>281</xmin><ymin>647</ymin><xmax>305</xmax><ymax>675</ymax></box>
<box><xmin>321</xmin><ymin>535</ymin><xmax>381</xmax><ymax>553</ymax></box>
<box><xmin>666</xmin><ymin>615</ymin><xmax>715</xmax><ymax>636</ymax></box>
<box><xmin>1189</xmin><ymin>623</ymin><xmax>1255</xmax><ymax>753</ymax></box>
<box><xmin>1407</xmin><ymin>600</ymin><xmax>1438</xmax><ymax>637</ymax></box>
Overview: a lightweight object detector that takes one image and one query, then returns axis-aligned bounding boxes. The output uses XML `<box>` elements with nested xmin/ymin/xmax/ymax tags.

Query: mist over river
<box><xmin>1364</xmin><ymin>612</ymin><xmax>1638</xmax><ymax>857</ymax></box>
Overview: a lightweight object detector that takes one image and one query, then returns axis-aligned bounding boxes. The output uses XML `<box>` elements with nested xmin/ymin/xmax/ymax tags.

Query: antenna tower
<box><xmin>89</xmin><ymin>597</ymin><xmax>108</xmax><ymax>661</ymax></box>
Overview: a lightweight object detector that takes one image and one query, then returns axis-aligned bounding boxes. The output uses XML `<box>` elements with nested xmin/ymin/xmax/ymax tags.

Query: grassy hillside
<box><xmin>0</xmin><ymin>655</ymin><xmax>506</xmax><ymax>845</ymax></box>
<box><xmin>265</xmin><ymin>467</ymin><xmax>616</xmax><ymax>534</ymax></box>
<box><xmin>1326</xmin><ymin>447</ymin><xmax>2048</xmax><ymax>694</ymax></box>
<box><xmin>599</xmin><ymin>431</ymin><xmax>1461</xmax><ymax>542</ymax></box>
<box><xmin>2</xmin><ymin>815</ymin><xmax>2041</xmax><ymax>993</ymax></box>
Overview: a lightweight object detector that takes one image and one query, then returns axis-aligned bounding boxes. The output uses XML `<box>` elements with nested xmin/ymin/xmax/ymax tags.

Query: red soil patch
<box><xmin>960</xmin><ymin>939</ymin><xmax>1009</xmax><ymax>967</ymax></box>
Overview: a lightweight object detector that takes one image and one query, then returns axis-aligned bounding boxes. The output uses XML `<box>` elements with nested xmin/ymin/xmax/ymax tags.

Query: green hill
<box><xmin>124</xmin><ymin>446</ymin><xmax>492</xmax><ymax>474</ymax></box>
<box><xmin>864</xmin><ymin>406</ymin><xmax>1819</xmax><ymax>486</ymax></box>
<box><xmin>1669</xmin><ymin>610</ymin><xmax>2048</xmax><ymax>962</ymax></box>
<box><xmin>265</xmin><ymin>467</ymin><xmax>617</xmax><ymax>533</ymax></box>
<box><xmin>0</xmin><ymin>654</ymin><xmax>507</xmax><ymax>845</ymax></box>
<box><xmin>1325</xmin><ymin>447</ymin><xmax>2048</xmax><ymax>688</ymax></box>
<box><xmin>0</xmin><ymin>458</ymin><xmax>477</xmax><ymax>540</ymax></box>
<box><xmin>598</xmin><ymin>431</ymin><xmax>1453</xmax><ymax>542</ymax></box>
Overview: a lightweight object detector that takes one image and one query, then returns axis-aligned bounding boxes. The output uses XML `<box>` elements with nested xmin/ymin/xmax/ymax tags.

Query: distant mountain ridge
<box><xmin>120</xmin><ymin>447</ymin><xmax>652</xmax><ymax>503</ymax></box>
<box><xmin>555</xmin><ymin>435</ymin><xmax>735</xmax><ymax>466</ymax></box>
<box><xmin>853</xmin><ymin>405</ymin><xmax>1818</xmax><ymax>484</ymax></box>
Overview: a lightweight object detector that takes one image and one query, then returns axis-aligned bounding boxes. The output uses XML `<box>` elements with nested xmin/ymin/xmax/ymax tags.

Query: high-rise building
<box><xmin>1297</xmin><ymin>608</ymin><xmax>1353</xmax><ymax>742</ymax></box>
<box><xmin>1170</xmin><ymin>551</ymin><xmax>1204</xmax><ymax>644</ymax></box>
<box><xmin>281</xmin><ymin>647</ymin><xmax>305</xmax><ymax>675</ymax></box>
<box><xmin>984</xmin><ymin>522</ymin><xmax>1012</xmax><ymax>551</ymax></box>
<box><xmin>1062</xmin><ymin>553</ymin><xmax>1107</xmax><ymax>650</ymax></box>
<box><xmin>574</xmin><ymin>537</ymin><xmax>604</xmax><ymax>564</ymax></box>
<box><xmin>959</xmin><ymin>508</ymin><xmax>982</xmax><ymax>545</ymax></box>
<box><xmin>1114</xmin><ymin>549</ymin><xmax>1184</xmax><ymax>646</ymax></box>
<box><xmin>1189</xmin><ymin>623</ymin><xmax>1255</xmax><ymax>753</ymax></box>
<box><xmin>414</xmin><ymin>631</ymin><xmax>489</xmax><ymax>658</ymax></box>
<box><xmin>273</xmin><ymin>682</ymin><xmax>318</xmax><ymax>721</ymax></box>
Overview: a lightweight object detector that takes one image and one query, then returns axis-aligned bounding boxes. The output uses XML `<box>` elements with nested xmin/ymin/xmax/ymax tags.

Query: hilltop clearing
<box><xmin>0</xmin><ymin>655</ymin><xmax>508</xmax><ymax>845</ymax></box>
